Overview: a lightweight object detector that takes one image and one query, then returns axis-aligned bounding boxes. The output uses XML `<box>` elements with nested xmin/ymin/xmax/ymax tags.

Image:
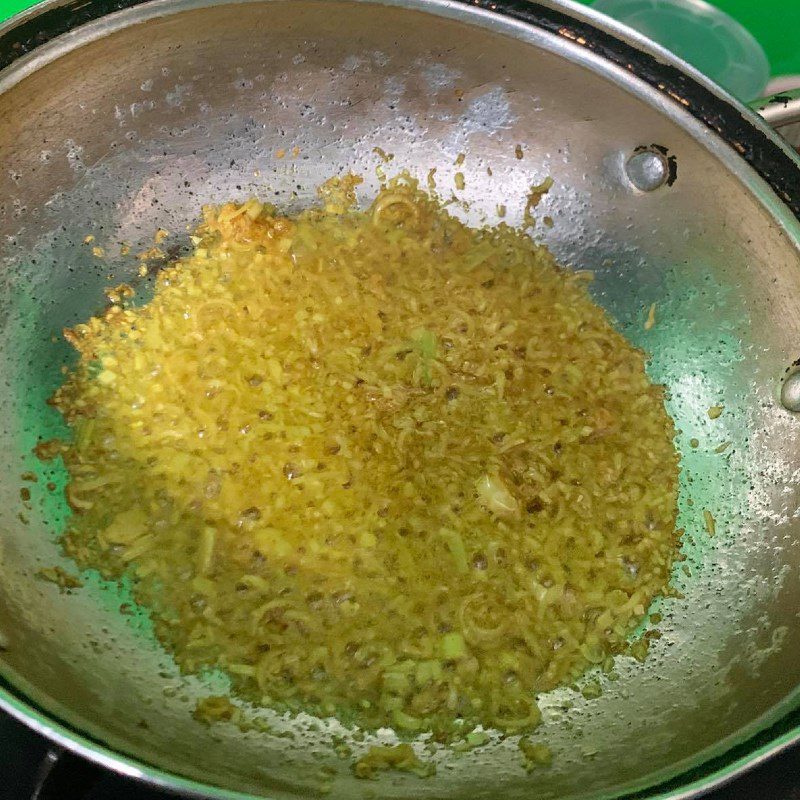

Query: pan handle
<box><xmin>750</xmin><ymin>88</ymin><xmax>800</xmax><ymax>131</ymax></box>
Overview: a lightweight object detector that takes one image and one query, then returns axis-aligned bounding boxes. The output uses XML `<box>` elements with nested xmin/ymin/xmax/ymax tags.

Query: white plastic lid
<box><xmin>592</xmin><ymin>0</ymin><xmax>770</xmax><ymax>101</ymax></box>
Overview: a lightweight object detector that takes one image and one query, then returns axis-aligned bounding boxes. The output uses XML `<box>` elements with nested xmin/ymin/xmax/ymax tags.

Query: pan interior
<box><xmin>0</xmin><ymin>2</ymin><xmax>799</xmax><ymax>798</ymax></box>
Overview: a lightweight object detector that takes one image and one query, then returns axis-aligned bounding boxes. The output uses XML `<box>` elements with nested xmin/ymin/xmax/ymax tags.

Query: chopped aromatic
<box><xmin>49</xmin><ymin>172</ymin><xmax>680</xmax><ymax>746</ymax></box>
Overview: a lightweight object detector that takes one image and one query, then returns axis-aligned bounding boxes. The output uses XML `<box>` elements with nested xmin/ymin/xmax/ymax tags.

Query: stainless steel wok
<box><xmin>0</xmin><ymin>1</ymin><xmax>799</xmax><ymax>798</ymax></box>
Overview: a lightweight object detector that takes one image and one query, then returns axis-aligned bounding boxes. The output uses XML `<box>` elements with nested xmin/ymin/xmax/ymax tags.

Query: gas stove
<box><xmin>1</xmin><ymin>709</ymin><xmax>798</xmax><ymax>800</ymax></box>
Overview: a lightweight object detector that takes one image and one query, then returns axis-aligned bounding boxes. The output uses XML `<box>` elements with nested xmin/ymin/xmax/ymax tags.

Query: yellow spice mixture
<box><xmin>52</xmin><ymin>175</ymin><xmax>680</xmax><ymax>738</ymax></box>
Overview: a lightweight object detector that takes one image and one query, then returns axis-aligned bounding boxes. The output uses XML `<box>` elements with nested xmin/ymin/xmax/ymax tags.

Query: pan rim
<box><xmin>1</xmin><ymin>662</ymin><xmax>799</xmax><ymax>799</ymax></box>
<box><xmin>2</xmin><ymin>0</ymin><xmax>800</xmax><ymax>217</ymax></box>
<box><xmin>0</xmin><ymin>0</ymin><xmax>798</xmax><ymax>798</ymax></box>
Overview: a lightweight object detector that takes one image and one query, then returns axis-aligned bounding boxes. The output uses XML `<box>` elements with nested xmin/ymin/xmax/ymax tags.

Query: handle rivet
<box><xmin>781</xmin><ymin>370</ymin><xmax>800</xmax><ymax>412</ymax></box>
<box><xmin>625</xmin><ymin>150</ymin><xmax>668</xmax><ymax>192</ymax></box>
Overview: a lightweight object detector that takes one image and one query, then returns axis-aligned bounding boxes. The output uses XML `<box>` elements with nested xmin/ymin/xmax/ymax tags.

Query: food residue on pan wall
<box><xmin>523</xmin><ymin>176</ymin><xmax>554</xmax><ymax>228</ymax></box>
<box><xmin>36</xmin><ymin>566</ymin><xmax>83</xmax><ymax>593</ymax></box>
<box><xmin>353</xmin><ymin>743</ymin><xmax>435</xmax><ymax>779</ymax></box>
<box><xmin>644</xmin><ymin>303</ymin><xmax>656</xmax><ymax>331</ymax></box>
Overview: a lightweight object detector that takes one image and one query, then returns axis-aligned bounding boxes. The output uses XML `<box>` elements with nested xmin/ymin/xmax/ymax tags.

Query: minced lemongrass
<box><xmin>52</xmin><ymin>173</ymin><xmax>680</xmax><ymax>740</ymax></box>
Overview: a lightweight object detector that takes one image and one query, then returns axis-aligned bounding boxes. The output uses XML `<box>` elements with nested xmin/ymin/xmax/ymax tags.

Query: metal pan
<box><xmin>0</xmin><ymin>1</ymin><xmax>799</xmax><ymax>798</ymax></box>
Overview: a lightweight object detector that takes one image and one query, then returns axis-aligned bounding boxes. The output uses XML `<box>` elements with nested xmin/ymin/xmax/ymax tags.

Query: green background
<box><xmin>0</xmin><ymin>0</ymin><xmax>798</xmax><ymax>76</ymax></box>
<box><xmin>705</xmin><ymin>1</ymin><xmax>800</xmax><ymax>76</ymax></box>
